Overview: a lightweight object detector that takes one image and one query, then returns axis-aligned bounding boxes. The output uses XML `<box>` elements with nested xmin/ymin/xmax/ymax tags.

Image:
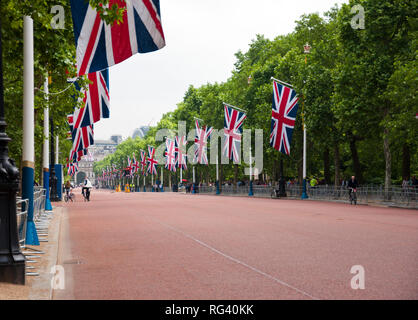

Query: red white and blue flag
<box><xmin>194</xmin><ymin>120</ymin><xmax>213</xmax><ymax>165</ymax></box>
<box><xmin>270</xmin><ymin>81</ymin><xmax>299</xmax><ymax>155</ymax></box>
<box><xmin>71</xmin><ymin>70</ymin><xmax>110</xmax><ymax>128</ymax></box>
<box><xmin>70</xmin><ymin>0</ymin><xmax>166</xmax><ymax>76</ymax></box>
<box><xmin>140</xmin><ymin>150</ymin><xmax>147</xmax><ymax>175</ymax></box>
<box><xmin>146</xmin><ymin>146</ymin><xmax>158</xmax><ymax>175</ymax></box>
<box><xmin>164</xmin><ymin>138</ymin><xmax>176</xmax><ymax>172</ymax></box>
<box><xmin>131</xmin><ymin>154</ymin><xmax>139</xmax><ymax>174</ymax></box>
<box><xmin>223</xmin><ymin>105</ymin><xmax>246</xmax><ymax>163</ymax></box>
<box><xmin>175</xmin><ymin>135</ymin><xmax>187</xmax><ymax>170</ymax></box>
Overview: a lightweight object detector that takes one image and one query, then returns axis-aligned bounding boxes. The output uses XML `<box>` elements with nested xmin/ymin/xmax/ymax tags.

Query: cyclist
<box><xmin>82</xmin><ymin>178</ymin><xmax>93</xmax><ymax>201</ymax></box>
<box><xmin>347</xmin><ymin>175</ymin><xmax>358</xmax><ymax>204</ymax></box>
<box><xmin>64</xmin><ymin>180</ymin><xmax>72</xmax><ymax>200</ymax></box>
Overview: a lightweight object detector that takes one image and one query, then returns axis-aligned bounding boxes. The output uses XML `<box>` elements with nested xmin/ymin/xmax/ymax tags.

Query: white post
<box><xmin>216</xmin><ymin>155</ymin><xmax>219</xmax><ymax>181</ymax></box>
<box><xmin>43</xmin><ymin>77</ymin><xmax>49</xmax><ymax>171</ymax></box>
<box><xmin>22</xmin><ymin>16</ymin><xmax>34</xmax><ymax>168</ymax></box>
<box><xmin>55</xmin><ymin>135</ymin><xmax>59</xmax><ymax>164</ymax></box>
<box><xmin>249</xmin><ymin>147</ymin><xmax>252</xmax><ymax>181</ymax></box>
<box><xmin>22</xmin><ymin>15</ymin><xmax>39</xmax><ymax>245</ymax></box>
<box><xmin>180</xmin><ymin>167</ymin><xmax>183</xmax><ymax>184</ymax></box>
<box><xmin>161</xmin><ymin>167</ymin><xmax>163</xmax><ymax>190</ymax></box>
<box><xmin>193</xmin><ymin>166</ymin><xmax>195</xmax><ymax>183</ymax></box>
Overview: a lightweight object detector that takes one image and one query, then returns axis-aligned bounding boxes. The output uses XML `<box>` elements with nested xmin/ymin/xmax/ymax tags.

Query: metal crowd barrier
<box><xmin>18</xmin><ymin>187</ymin><xmax>54</xmax><ymax>277</ymax></box>
<box><xmin>16</xmin><ymin>197</ymin><xmax>29</xmax><ymax>249</ymax></box>
<box><xmin>195</xmin><ymin>183</ymin><xmax>417</xmax><ymax>208</ymax></box>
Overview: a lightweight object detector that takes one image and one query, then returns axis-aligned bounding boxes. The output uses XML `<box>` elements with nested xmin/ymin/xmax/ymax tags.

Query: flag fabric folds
<box><xmin>140</xmin><ymin>150</ymin><xmax>147</xmax><ymax>175</ymax></box>
<box><xmin>194</xmin><ymin>120</ymin><xmax>213</xmax><ymax>165</ymax></box>
<box><xmin>175</xmin><ymin>135</ymin><xmax>187</xmax><ymax>170</ymax></box>
<box><xmin>164</xmin><ymin>138</ymin><xmax>176</xmax><ymax>172</ymax></box>
<box><xmin>146</xmin><ymin>146</ymin><xmax>158</xmax><ymax>175</ymax></box>
<box><xmin>270</xmin><ymin>80</ymin><xmax>299</xmax><ymax>155</ymax></box>
<box><xmin>72</xmin><ymin>70</ymin><xmax>110</xmax><ymax>129</ymax></box>
<box><xmin>223</xmin><ymin>104</ymin><xmax>246</xmax><ymax>163</ymax></box>
<box><xmin>70</xmin><ymin>0</ymin><xmax>166</xmax><ymax>76</ymax></box>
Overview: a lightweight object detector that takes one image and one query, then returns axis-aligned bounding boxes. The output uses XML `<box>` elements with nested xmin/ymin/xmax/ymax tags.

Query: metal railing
<box><xmin>16</xmin><ymin>197</ymin><xmax>29</xmax><ymax>249</ymax></box>
<box><xmin>195</xmin><ymin>184</ymin><xmax>418</xmax><ymax>208</ymax></box>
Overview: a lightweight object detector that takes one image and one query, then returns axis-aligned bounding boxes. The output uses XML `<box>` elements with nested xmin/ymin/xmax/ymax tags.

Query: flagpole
<box><xmin>43</xmin><ymin>76</ymin><xmax>52</xmax><ymax>211</ymax></box>
<box><xmin>55</xmin><ymin>134</ymin><xmax>62</xmax><ymax>200</ymax></box>
<box><xmin>192</xmin><ymin>166</ymin><xmax>196</xmax><ymax>194</ymax></box>
<box><xmin>216</xmin><ymin>154</ymin><xmax>220</xmax><ymax>195</ymax></box>
<box><xmin>270</xmin><ymin>77</ymin><xmax>293</xmax><ymax>88</ymax></box>
<box><xmin>301</xmin><ymin>43</ymin><xmax>311</xmax><ymax>200</ymax></box>
<box><xmin>22</xmin><ymin>16</ymin><xmax>39</xmax><ymax>246</ymax></box>
<box><xmin>248</xmin><ymin>146</ymin><xmax>253</xmax><ymax>196</ymax></box>
<box><xmin>223</xmin><ymin>102</ymin><xmax>247</xmax><ymax>113</ymax></box>
<box><xmin>161</xmin><ymin>167</ymin><xmax>164</xmax><ymax>192</ymax></box>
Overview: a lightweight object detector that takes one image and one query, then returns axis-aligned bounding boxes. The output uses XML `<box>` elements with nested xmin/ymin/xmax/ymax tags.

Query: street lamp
<box><xmin>0</xmin><ymin>15</ymin><xmax>26</xmax><ymax>284</ymax></box>
<box><xmin>301</xmin><ymin>42</ymin><xmax>311</xmax><ymax>199</ymax></box>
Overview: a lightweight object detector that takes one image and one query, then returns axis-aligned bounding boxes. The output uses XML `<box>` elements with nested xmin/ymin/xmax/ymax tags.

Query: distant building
<box><xmin>74</xmin><ymin>136</ymin><xmax>121</xmax><ymax>185</ymax></box>
<box><xmin>132</xmin><ymin>126</ymin><xmax>150</xmax><ymax>139</ymax></box>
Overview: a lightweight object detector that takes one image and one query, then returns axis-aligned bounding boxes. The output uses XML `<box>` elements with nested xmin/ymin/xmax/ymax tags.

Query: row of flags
<box><xmin>66</xmin><ymin>0</ymin><xmax>166</xmax><ymax>177</ymax></box>
<box><xmin>99</xmin><ymin>79</ymin><xmax>300</xmax><ymax>180</ymax></box>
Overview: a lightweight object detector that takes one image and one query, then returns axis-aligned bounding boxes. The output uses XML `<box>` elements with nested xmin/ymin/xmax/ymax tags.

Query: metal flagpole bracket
<box><xmin>271</xmin><ymin>77</ymin><xmax>294</xmax><ymax>88</ymax></box>
<box><xmin>223</xmin><ymin>102</ymin><xmax>247</xmax><ymax>113</ymax></box>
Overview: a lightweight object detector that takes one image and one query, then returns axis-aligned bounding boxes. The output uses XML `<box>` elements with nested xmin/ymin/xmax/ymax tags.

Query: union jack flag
<box><xmin>223</xmin><ymin>105</ymin><xmax>246</xmax><ymax>163</ymax></box>
<box><xmin>126</xmin><ymin>156</ymin><xmax>133</xmax><ymax>176</ymax></box>
<box><xmin>146</xmin><ymin>146</ymin><xmax>158</xmax><ymax>175</ymax></box>
<box><xmin>131</xmin><ymin>154</ymin><xmax>140</xmax><ymax>174</ymax></box>
<box><xmin>66</xmin><ymin>159</ymin><xmax>78</xmax><ymax>177</ymax></box>
<box><xmin>140</xmin><ymin>150</ymin><xmax>147</xmax><ymax>175</ymax></box>
<box><xmin>270</xmin><ymin>81</ymin><xmax>299</xmax><ymax>155</ymax></box>
<box><xmin>71</xmin><ymin>70</ymin><xmax>110</xmax><ymax>129</ymax></box>
<box><xmin>72</xmin><ymin>125</ymin><xmax>94</xmax><ymax>155</ymax></box>
<box><xmin>194</xmin><ymin>120</ymin><xmax>213</xmax><ymax>165</ymax></box>
<box><xmin>164</xmin><ymin>138</ymin><xmax>176</xmax><ymax>172</ymax></box>
<box><xmin>175</xmin><ymin>135</ymin><xmax>187</xmax><ymax>170</ymax></box>
<box><xmin>70</xmin><ymin>0</ymin><xmax>166</xmax><ymax>76</ymax></box>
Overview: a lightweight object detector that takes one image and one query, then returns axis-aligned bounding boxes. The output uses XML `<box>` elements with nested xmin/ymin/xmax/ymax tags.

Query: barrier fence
<box><xmin>195</xmin><ymin>184</ymin><xmax>418</xmax><ymax>209</ymax></box>
<box><xmin>16</xmin><ymin>187</ymin><xmax>54</xmax><ymax>277</ymax></box>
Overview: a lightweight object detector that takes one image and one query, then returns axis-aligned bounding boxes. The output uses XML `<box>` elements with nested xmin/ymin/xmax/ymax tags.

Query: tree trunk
<box><xmin>349</xmin><ymin>137</ymin><xmax>363</xmax><ymax>183</ymax></box>
<box><xmin>323</xmin><ymin>147</ymin><xmax>331</xmax><ymax>185</ymax></box>
<box><xmin>333</xmin><ymin>143</ymin><xmax>340</xmax><ymax>187</ymax></box>
<box><xmin>402</xmin><ymin>143</ymin><xmax>410</xmax><ymax>181</ymax></box>
<box><xmin>383</xmin><ymin>127</ymin><xmax>391</xmax><ymax>197</ymax></box>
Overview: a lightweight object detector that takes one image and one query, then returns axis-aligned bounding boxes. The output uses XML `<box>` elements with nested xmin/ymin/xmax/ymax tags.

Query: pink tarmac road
<box><xmin>53</xmin><ymin>189</ymin><xmax>418</xmax><ymax>300</ymax></box>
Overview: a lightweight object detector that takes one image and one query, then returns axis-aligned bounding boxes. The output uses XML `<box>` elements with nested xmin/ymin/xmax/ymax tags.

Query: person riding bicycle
<box><xmin>82</xmin><ymin>178</ymin><xmax>93</xmax><ymax>201</ymax></box>
<box><xmin>347</xmin><ymin>175</ymin><xmax>358</xmax><ymax>198</ymax></box>
<box><xmin>65</xmin><ymin>180</ymin><xmax>72</xmax><ymax>197</ymax></box>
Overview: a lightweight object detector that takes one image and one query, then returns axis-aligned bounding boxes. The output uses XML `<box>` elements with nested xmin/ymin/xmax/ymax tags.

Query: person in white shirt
<box><xmin>82</xmin><ymin>178</ymin><xmax>93</xmax><ymax>201</ymax></box>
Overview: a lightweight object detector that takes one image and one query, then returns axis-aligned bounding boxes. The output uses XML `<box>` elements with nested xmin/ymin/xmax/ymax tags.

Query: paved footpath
<box><xmin>53</xmin><ymin>189</ymin><xmax>418</xmax><ymax>300</ymax></box>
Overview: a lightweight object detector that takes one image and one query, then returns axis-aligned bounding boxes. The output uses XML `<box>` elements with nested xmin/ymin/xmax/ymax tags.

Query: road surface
<box><xmin>53</xmin><ymin>189</ymin><xmax>418</xmax><ymax>299</ymax></box>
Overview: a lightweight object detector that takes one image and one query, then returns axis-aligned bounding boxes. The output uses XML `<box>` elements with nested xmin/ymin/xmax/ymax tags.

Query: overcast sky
<box><xmin>95</xmin><ymin>0</ymin><xmax>348</xmax><ymax>141</ymax></box>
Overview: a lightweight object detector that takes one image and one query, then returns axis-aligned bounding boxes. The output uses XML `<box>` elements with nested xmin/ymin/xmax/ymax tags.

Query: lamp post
<box><xmin>301</xmin><ymin>43</ymin><xmax>311</xmax><ymax>200</ymax></box>
<box><xmin>0</xmin><ymin>14</ymin><xmax>26</xmax><ymax>284</ymax></box>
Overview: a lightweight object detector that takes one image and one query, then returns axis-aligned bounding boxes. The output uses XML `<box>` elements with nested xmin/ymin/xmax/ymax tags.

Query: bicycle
<box><xmin>348</xmin><ymin>187</ymin><xmax>357</xmax><ymax>205</ymax></box>
<box><xmin>64</xmin><ymin>189</ymin><xmax>75</xmax><ymax>202</ymax></box>
<box><xmin>82</xmin><ymin>187</ymin><xmax>91</xmax><ymax>202</ymax></box>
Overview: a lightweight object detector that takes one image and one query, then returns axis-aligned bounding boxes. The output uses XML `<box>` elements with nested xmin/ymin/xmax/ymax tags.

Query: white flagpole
<box><xmin>161</xmin><ymin>166</ymin><xmax>164</xmax><ymax>192</ymax></box>
<box><xmin>43</xmin><ymin>76</ymin><xmax>52</xmax><ymax>210</ymax></box>
<box><xmin>22</xmin><ymin>15</ymin><xmax>38</xmax><ymax>245</ymax></box>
